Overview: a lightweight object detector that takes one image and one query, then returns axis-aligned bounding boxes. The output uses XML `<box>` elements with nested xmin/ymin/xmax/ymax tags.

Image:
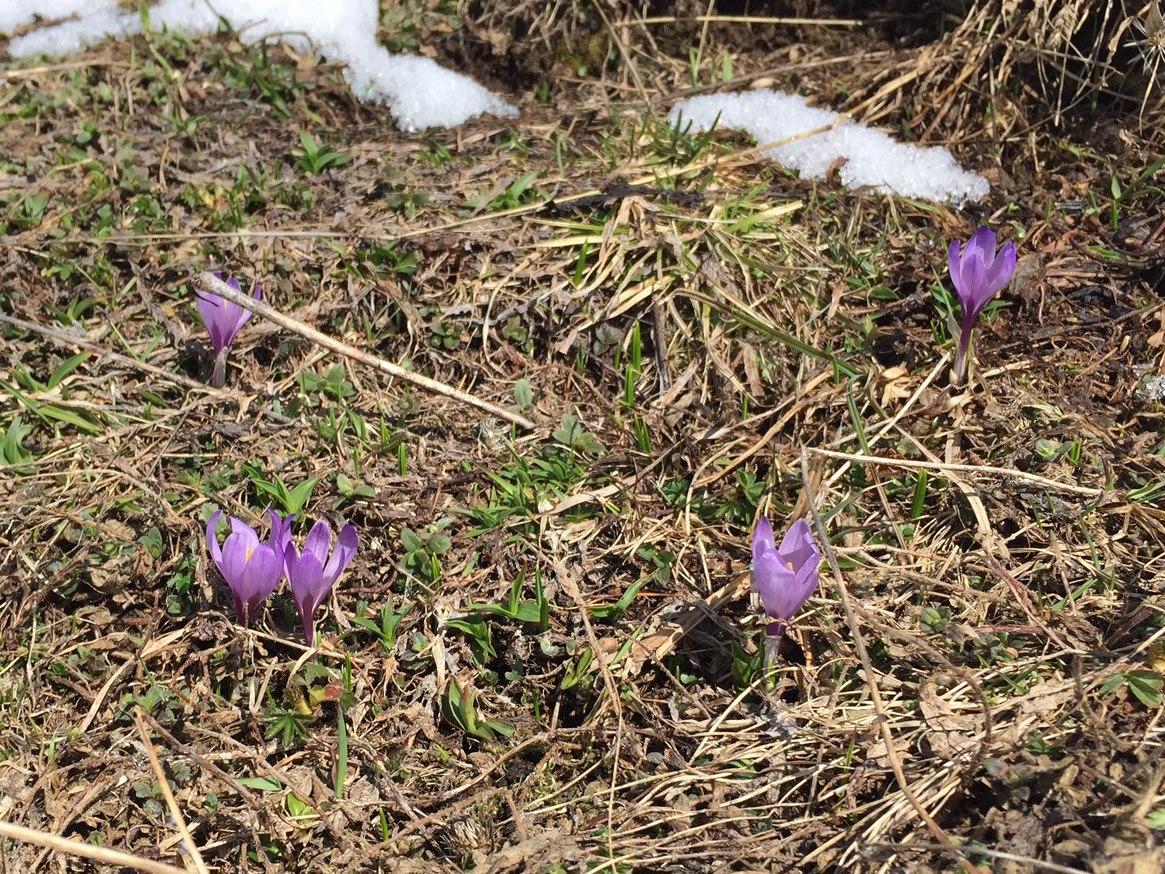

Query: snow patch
<box><xmin>669</xmin><ymin>90</ymin><xmax>989</xmax><ymax>205</ymax></box>
<box><xmin>4</xmin><ymin>0</ymin><xmax>517</xmax><ymax>131</ymax></box>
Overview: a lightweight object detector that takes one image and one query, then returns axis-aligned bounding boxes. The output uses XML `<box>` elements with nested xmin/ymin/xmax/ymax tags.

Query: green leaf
<box><xmin>1126</xmin><ymin>670</ymin><xmax>1163</xmax><ymax>707</ymax></box>
<box><xmin>1135</xmin><ymin>155</ymin><xmax>1165</xmax><ymax>186</ymax></box>
<box><xmin>483</xmin><ymin>719</ymin><xmax>515</xmax><ymax>738</ymax></box>
<box><xmin>535</xmin><ymin>571</ymin><xmax>549</xmax><ymax>632</ymax></box>
<box><xmin>334</xmin><ymin>703</ymin><xmax>348</xmax><ymax>799</ymax></box>
<box><xmin>284</xmin><ymin>478</ymin><xmax>318</xmax><ymax>514</ymax></box>
<box><xmin>508</xmin><ymin>172</ymin><xmax>538</xmax><ymax>200</ymax></box>
<box><xmin>514</xmin><ymin>378</ymin><xmax>534</xmax><ymax>410</ymax></box>
<box><xmin>37</xmin><ymin>403</ymin><xmax>102</xmax><ymax>434</ymax></box>
<box><xmin>47</xmin><ymin>351</ymin><xmax>91</xmax><ymax>390</ymax></box>
<box><xmin>1099</xmin><ymin>673</ymin><xmax>1126</xmax><ymax>697</ymax></box>
<box><xmin>446</xmin><ymin>615</ymin><xmax>495</xmax><ymax>662</ymax></box>
<box><xmin>512</xmin><ymin>602</ymin><xmax>543</xmax><ymax>624</ymax></box>
<box><xmin>237</xmin><ymin>775</ymin><xmax>283</xmax><ymax>792</ymax></box>
<box><xmin>589</xmin><ymin>580</ymin><xmax>643</xmax><ymax>620</ymax></box>
<box><xmin>400</xmin><ymin>528</ymin><xmax>423</xmax><ymax>552</ymax></box>
<box><xmin>561</xmin><ymin>648</ymin><xmax>594</xmax><ymax>691</ymax></box>
<box><xmin>285</xmin><ymin>792</ymin><xmax>313</xmax><ymax>818</ymax></box>
<box><xmin>1</xmin><ymin>417</ymin><xmax>34</xmax><ymax>467</ymax></box>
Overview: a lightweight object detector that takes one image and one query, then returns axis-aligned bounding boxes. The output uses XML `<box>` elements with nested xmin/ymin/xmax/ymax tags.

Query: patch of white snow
<box><xmin>4</xmin><ymin>0</ymin><xmax>517</xmax><ymax>131</ymax></box>
<box><xmin>669</xmin><ymin>90</ymin><xmax>989</xmax><ymax>205</ymax></box>
<box><xmin>0</xmin><ymin>0</ymin><xmax>114</xmax><ymax>35</ymax></box>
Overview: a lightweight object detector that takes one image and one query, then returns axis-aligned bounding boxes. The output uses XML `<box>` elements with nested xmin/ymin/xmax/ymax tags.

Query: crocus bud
<box><xmin>751</xmin><ymin>516</ymin><xmax>820</xmax><ymax>638</ymax></box>
<box><xmin>195</xmin><ymin>273</ymin><xmax>260</xmax><ymax>387</ymax></box>
<box><xmin>283</xmin><ymin>519</ymin><xmax>359</xmax><ymax>646</ymax></box>
<box><xmin>947</xmin><ymin>227</ymin><xmax>1016</xmax><ymax>385</ymax></box>
<box><xmin>205</xmin><ymin>509</ymin><xmax>291</xmax><ymax>626</ymax></box>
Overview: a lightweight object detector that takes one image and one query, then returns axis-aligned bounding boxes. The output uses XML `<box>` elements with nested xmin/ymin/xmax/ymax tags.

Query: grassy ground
<box><xmin>3</xmin><ymin>2</ymin><xmax>1165</xmax><ymax>872</ymax></box>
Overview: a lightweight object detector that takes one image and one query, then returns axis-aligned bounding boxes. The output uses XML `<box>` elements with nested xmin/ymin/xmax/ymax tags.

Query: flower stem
<box><xmin>763</xmin><ymin>634</ymin><xmax>782</xmax><ymax>686</ymax></box>
<box><xmin>952</xmin><ymin>319</ymin><xmax>975</xmax><ymax>386</ymax></box>
<box><xmin>211</xmin><ymin>350</ymin><xmax>228</xmax><ymax>388</ymax></box>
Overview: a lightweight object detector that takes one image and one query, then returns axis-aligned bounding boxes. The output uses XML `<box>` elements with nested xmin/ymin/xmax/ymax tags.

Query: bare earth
<box><xmin>2</xmin><ymin>2</ymin><xmax>1165</xmax><ymax>872</ymax></box>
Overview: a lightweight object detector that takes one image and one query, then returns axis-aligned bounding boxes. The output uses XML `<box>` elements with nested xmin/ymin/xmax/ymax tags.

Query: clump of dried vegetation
<box><xmin>2</xmin><ymin>0</ymin><xmax>1164</xmax><ymax>872</ymax></box>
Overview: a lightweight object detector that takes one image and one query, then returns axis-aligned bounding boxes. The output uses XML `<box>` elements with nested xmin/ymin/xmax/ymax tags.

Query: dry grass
<box><xmin>2</xmin><ymin>1</ymin><xmax>1165</xmax><ymax>873</ymax></box>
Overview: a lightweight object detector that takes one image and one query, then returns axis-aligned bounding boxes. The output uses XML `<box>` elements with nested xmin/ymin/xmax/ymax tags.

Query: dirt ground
<box><xmin>2</xmin><ymin>1</ymin><xmax>1165</xmax><ymax>872</ymax></box>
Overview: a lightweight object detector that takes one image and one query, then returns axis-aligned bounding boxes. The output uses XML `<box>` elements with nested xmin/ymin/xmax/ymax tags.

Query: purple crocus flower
<box><xmin>751</xmin><ymin>517</ymin><xmax>820</xmax><ymax>638</ymax></box>
<box><xmin>206</xmin><ymin>509</ymin><xmax>292</xmax><ymax>626</ymax></box>
<box><xmin>947</xmin><ymin>227</ymin><xmax>1017</xmax><ymax>385</ymax></box>
<box><xmin>283</xmin><ymin>520</ymin><xmax>359</xmax><ymax>646</ymax></box>
<box><xmin>195</xmin><ymin>273</ymin><xmax>260</xmax><ymax>388</ymax></box>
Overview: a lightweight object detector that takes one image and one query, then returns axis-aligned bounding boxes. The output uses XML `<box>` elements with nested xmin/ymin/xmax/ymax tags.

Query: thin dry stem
<box><xmin>810</xmin><ymin>447</ymin><xmax>1107</xmax><ymax>498</ymax></box>
<box><xmin>197</xmin><ymin>271</ymin><xmax>536</xmax><ymax>430</ymax></box>
<box><xmin>801</xmin><ymin>448</ymin><xmax>974</xmax><ymax>873</ymax></box>
<box><xmin>0</xmin><ymin>821</ymin><xmax>189</xmax><ymax>874</ymax></box>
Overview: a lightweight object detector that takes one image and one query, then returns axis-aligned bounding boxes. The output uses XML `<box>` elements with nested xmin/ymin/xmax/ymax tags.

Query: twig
<box><xmin>801</xmin><ymin>448</ymin><xmax>975</xmax><ymax>874</ymax></box>
<box><xmin>809</xmin><ymin>447</ymin><xmax>1106</xmax><ymax>498</ymax></box>
<box><xmin>0</xmin><ymin>820</ymin><xmax>188</xmax><ymax>874</ymax></box>
<box><xmin>196</xmin><ymin>272</ymin><xmax>537</xmax><ymax>430</ymax></box>
<box><xmin>553</xmin><ymin>558</ymin><xmax>626</xmax><ymax>873</ymax></box>
<box><xmin>134</xmin><ymin>707</ymin><xmax>211</xmax><ymax>874</ymax></box>
<box><xmin>979</xmin><ymin>554</ymin><xmax>1076</xmax><ymax>652</ymax></box>
<box><xmin>612</xmin><ymin>14</ymin><xmax>860</xmax><ymax>27</ymax></box>
<box><xmin>0</xmin><ymin>312</ymin><xmax>210</xmax><ymax>392</ymax></box>
<box><xmin>867</xmin><ymin>841</ymin><xmax>1090</xmax><ymax>874</ymax></box>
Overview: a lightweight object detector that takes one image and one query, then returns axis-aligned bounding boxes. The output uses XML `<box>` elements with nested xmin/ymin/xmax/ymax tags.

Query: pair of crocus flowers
<box><xmin>947</xmin><ymin>226</ymin><xmax>1017</xmax><ymax>385</ymax></box>
<box><xmin>751</xmin><ymin>516</ymin><xmax>820</xmax><ymax>638</ymax></box>
<box><xmin>195</xmin><ymin>273</ymin><xmax>260</xmax><ymax>388</ymax></box>
<box><xmin>206</xmin><ymin>510</ymin><xmax>358</xmax><ymax>646</ymax></box>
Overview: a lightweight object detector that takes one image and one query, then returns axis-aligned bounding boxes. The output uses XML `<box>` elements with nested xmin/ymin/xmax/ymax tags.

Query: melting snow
<box><xmin>670</xmin><ymin>90</ymin><xmax>989</xmax><ymax>205</ymax></box>
<box><xmin>2</xmin><ymin>0</ymin><xmax>517</xmax><ymax>130</ymax></box>
<box><xmin>5</xmin><ymin>4</ymin><xmax>990</xmax><ymax>201</ymax></box>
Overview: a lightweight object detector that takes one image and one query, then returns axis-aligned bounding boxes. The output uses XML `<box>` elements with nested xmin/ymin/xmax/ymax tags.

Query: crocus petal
<box><xmin>281</xmin><ymin>519</ymin><xmax>359</xmax><ymax>645</ymax></box>
<box><xmin>286</xmin><ymin>545</ymin><xmax>325</xmax><ymax>602</ymax></box>
<box><xmin>225</xmin><ymin>281</ymin><xmax>259</xmax><ymax>340</ymax></box>
<box><xmin>322</xmin><ymin>524</ymin><xmax>359</xmax><ymax>588</ymax></box>
<box><xmin>229</xmin><ymin>516</ymin><xmax>258</xmax><ymax>541</ymax></box>
<box><xmin>947</xmin><ymin>240</ymin><xmax>965</xmax><ymax>294</ymax></box>
<box><xmin>985</xmin><ymin>241</ymin><xmax>1017</xmax><ymax>297</ymax></box>
<box><xmin>221</xmin><ymin>524</ymin><xmax>269</xmax><ymax>624</ymax></box>
<box><xmin>242</xmin><ymin>543</ymin><xmax>281</xmax><ymax>595</ymax></box>
<box><xmin>240</xmin><ymin>543</ymin><xmax>283</xmax><ymax>621</ymax></box>
<box><xmin>220</xmin><ymin>531</ymin><xmax>254</xmax><ymax>594</ymax></box>
<box><xmin>778</xmin><ymin>519</ymin><xmax>819</xmax><ymax>570</ymax></box>
<box><xmin>267</xmin><ymin>509</ymin><xmax>294</xmax><ymax>556</ymax></box>
<box><xmin>752</xmin><ymin>548</ymin><xmax>789</xmax><ymax>617</ymax></box>
<box><xmin>762</xmin><ymin>563</ymin><xmax>809</xmax><ymax>620</ymax></box>
<box><xmin>949</xmin><ymin>227</ymin><xmax>1017</xmax><ymax>325</ymax></box>
<box><xmin>792</xmin><ymin>562</ymin><xmax>820</xmax><ymax>606</ymax></box>
<box><xmin>302</xmin><ymin>519</ymin><xmax>333</xmax><ymax>567</ymax></box>
<box><xmin>967</xmin><ymin>226</ymin><xmax>996</xmax><ymax>261</ymax></box>
<box><xmin>206</xmin><ymin>511</ymin><xmax>225</xmax><ymax>573</ymax></box>
<box><xmin>286</xmin><ymin>544</ymin><xmax>327</xmax><ymax>645</ymax></box>
<box><xmin>961</xmin><ymin>255</ymin><xmax>992</xmax><ymax>318</ymax></box>
<box><xmin>195</xmin><ymin>294</ymin><xmax>229</xmax><ymax>353</ymax></box>
<box><xmin>204</xmin><ymin>510</ymin><xmax>289</xmax><ymax>626</ymax></box>
<box><xmin>751</xmin><ymin>516</ymin><xmax>776</xmax><ymax>568</ymax></box>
